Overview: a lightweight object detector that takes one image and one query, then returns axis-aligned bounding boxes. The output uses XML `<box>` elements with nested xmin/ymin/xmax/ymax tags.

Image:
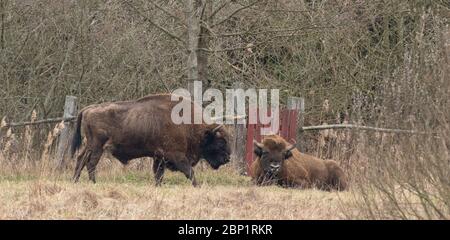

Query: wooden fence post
<box><xmin>287</xmin><ymin>96</ymin><xmax>305</xmax><ymax>151</ymax></box>
<box><xmin>56</xmin><ymin>95</ymin><xmax>78</xmax><ymax>170</ymax></box>
<box><xmin>231</xmin><ymin>82</ymin><xmax>247</xmax><ymax>175</ymax></box>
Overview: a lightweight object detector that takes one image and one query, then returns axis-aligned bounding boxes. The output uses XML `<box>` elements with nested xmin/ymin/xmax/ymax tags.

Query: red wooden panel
<box><xmin>255</xmin><ymin>107</ymin><xmax>262</xmax><ymax>142</ymax></box>
<box><xmin>280</xmin><ymin>109</ymin><xmax>289</xmax><ymax>139</ymax></box>
<box><xmin>245</xmin><ymin>123</ymin><xmax>255</xmax><ymax>175</ymax></box>
<box><xmin>278</xmin><ymin>109</ymin><xmax>284</xmax><ymax>134</ymax></box>
<box><xmin>288</xmin><ymin>109</ymin><xmax>299</xmax><ymax>142</ymax></box>
<box><xmin>259</xmin><ymin>107</ymin><xmax>275</xmax><ymax>136</ymax></box>
<box><xmin>279</xmin><ymin>109</ymin><xmax>284</xmax><ymax>138</ymax></box>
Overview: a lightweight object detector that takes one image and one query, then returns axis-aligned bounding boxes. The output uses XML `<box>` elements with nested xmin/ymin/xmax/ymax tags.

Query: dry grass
<box><xmin>0</xmin><ymin>130</ymin><xmax>353</xmax><ymax>220</ymax></box>
<box><xmin>0</xmin><ymin>0</ymin><xmax>448</xmax><ymax>220</ymax></box>
<box><xmin>0</xmin><ymin>114</ymin><xmax>447</xmax><ymax>220</ymax></box>
<box><xmin>0</xmin><ymin>169</ymin><xmax>352</xmax><ymax>220</ymax></box>
<box><xmin>1</xmin><ymin>108</ymin><xmax>448</xmax><ymax>220</ymax></box>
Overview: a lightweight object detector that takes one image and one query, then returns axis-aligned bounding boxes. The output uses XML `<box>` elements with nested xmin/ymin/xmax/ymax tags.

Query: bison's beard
<box><xmin>202</xmin><ymin>153</ymin><xmax>230</xmax><ymax>170</ymax></box>
<box><xmin>205</xmin><ymin>156</ymin><xmax>228</xmax><ymax>169</ymax></box>
<box><xmin>209</xmin><ymin>162</ymin><xmax>222</xmax><ymax>170</ymax></box>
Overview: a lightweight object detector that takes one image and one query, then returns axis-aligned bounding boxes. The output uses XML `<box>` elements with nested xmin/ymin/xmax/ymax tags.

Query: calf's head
<box><xmin>200</xmin><ymin>125</ymin><xmax>231</xmax><ymax>169</ymax></box>
<box><xmin>253</xmin><ymin>137</ymin><xmax>296</xmax><ymax>178</ymax></box>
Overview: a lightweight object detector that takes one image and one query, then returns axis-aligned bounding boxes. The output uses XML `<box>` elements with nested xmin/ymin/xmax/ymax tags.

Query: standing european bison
<box><xmin>251</xmin><ymin>135</ymin><xmax>347</xmax><ymax>191</ymax></box>
<box><xmin>70</xmin><ymin>94</ymin><xmax>231</xmax><ymax>186</ymax></box>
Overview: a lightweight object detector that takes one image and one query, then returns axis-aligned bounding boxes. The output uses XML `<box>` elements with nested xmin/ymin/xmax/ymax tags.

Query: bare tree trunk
<box><xmin>186</xmin><ymin>0</ymin><xmax>201</xmax><ymax>83</ymax></box>
<box><xmin>0</xmin><ymin>0</ymin><xmax>5</xmax><ymax>50</ymax></box>
<box><xmin>197</xmin><ymin>1</ymin><xmax>212</xmax><ymax>87</ymax></box>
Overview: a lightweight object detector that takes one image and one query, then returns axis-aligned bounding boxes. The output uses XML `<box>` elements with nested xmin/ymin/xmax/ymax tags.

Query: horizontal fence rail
<box><xmin>3</xmin><ymin>118</ymin><xmax>434</xmax><ymax>136</ymax></box>
<box><xmin>3</xmin><ymin>117</ymin><xmax>76</xmax><ymax>128</ymax></box>
<box><xmin>301</xmin><ymin>124</ymin><xmax>434</xmax><ymax>135</ymax></box>
<box><xmin>1</xmin><ymin>94</ymin><xmax>438</xmax><ymax>175</ymax></box>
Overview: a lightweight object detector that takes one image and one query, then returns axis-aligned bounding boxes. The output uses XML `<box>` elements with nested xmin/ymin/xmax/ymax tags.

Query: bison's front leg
<box><xmin>153</xmin><ymin>158</ymin><xmax>165</xmax><ymax>186</ymax></box>
<box><xmin>174</xmin><ymin>160</ymin><xmax>198</xmax><ymax>187</ymax></box>
<box><xmin>165</xmin><ymin>152</ymin><xmax>198</xmax><ymax>187</ymax></box>
<box><xmin>180</xmin><ymin>164</ymin><xmax>198</xmax><ymax>187</ymax></box>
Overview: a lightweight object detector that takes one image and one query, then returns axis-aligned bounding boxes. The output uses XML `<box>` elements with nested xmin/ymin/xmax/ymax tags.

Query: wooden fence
<box><xmin>1</xmin><ymin>93</ymin><xmax>435</xmax><ymax>173</ymax></box>
<box><xmin>3</xmin><ymin>96</ymin><xmax>78</xmax><ymax>170</ymax></box>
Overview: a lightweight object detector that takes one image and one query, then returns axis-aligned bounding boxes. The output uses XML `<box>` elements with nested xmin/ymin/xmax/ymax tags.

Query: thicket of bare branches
<box><xmin>0</xmin><ymin>0</ymin><xmax>449</xmax><ymax>219</ymax></box>
<box><xmin>0</xmin><ymin>0</ymin><xmax>446</xmax><ymax>122</ymax></box>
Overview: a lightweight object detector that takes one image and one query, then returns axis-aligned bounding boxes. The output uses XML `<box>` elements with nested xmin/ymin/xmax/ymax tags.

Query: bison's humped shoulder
<box><xmin>136</xmin><ymin>93</ymin><xmax>172</xmax><ymax>103</ymax></box>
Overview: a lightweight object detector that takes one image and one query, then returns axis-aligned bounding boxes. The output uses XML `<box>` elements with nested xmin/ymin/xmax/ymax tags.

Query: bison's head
<box><xmin>200</xmin><ymin>125</ymin><xmax>231</xmax><ymax>169</ymax></box>
<box><xmin>253</xmin><ymin>137</ymin><xmax>296</xmax><ymax>179</ymax></box>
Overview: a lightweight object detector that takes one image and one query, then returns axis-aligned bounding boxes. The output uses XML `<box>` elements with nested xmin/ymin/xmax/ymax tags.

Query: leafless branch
<box><xmin>153</xmin><ymin>67</ymin><xmax>171</xmax><ymax>93</ymax></box>
<box><xmin>216</xmin><ymin>25</ymin><xmax>337</xmax><ymax>37</ymax></box>
<box><xmin>208</xmin><ymin>0</ymin><xmax>232</xmax><ymax>20</ymax></box>
<box><xmin>212</xmin><ymin>0</ymin><xmax>262</xmax><ymax>27</ymax></box>
<box><xmin>124</xmin><ymin>1</ymin><xmax>186</xmax><ymax>45</ymax></box>
<box><xmin>148</xmin><ymin>0</ymin><xmax>186</xmax><ymax>27</ymax></box>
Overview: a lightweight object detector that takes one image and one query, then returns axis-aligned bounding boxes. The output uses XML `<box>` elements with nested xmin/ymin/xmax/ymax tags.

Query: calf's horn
<box><xmin>253</xmin><ymin>139</ymin><xmax>264</xmax><ymax>149</ymax></box>
<box><xmin>285</xmin><ymin>145</ymin><xmax>296</xmax><ymax>152</ymax></box>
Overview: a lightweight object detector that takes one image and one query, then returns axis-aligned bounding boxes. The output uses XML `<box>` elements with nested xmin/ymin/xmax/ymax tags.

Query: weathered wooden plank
<box><xmin>56</xmin><ymin>96</ymin><xmax>78</xmax><ymax>170</ymax></box>
<box><xmin>287</xmin><ymin>96</ymin><xmax>304</xmax><ymax>151</ymax></box>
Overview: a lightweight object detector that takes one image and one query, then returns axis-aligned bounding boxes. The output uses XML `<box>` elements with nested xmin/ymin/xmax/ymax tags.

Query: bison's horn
<box><xmin>210</xmin><ymin>115</ymin><xmax>247</xmax><ymax>121</ymax></box>
<box><xmin>212</xmin><ymin>124</ymin><xmax>224</xmax><ymax>133</ymax></box>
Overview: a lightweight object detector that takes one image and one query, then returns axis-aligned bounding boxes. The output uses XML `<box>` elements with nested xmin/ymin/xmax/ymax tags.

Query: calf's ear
<box><xmin>253</xmin><ymin>140</ymin><xmax>264</xmax><ymax>157</ymax></box>
<box><xmin>284</xmin><ymin>150</ymin><xmax>293</xmax><ymax>159</ymax></box>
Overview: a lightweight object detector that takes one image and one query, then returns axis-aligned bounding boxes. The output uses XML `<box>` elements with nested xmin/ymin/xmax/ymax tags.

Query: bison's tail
<box><xmin>325</xmin><ymin>160</ymin><xmax>348</xmax><ymax>191</ymax></box>
<box><xmin>70</xmin><ymin>110</ymin><xmax>83</xmax><ymax>158</ymax></box>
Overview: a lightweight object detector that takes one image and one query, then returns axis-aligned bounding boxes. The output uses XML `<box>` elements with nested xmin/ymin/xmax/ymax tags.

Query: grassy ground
<box><xmin>0</xmin><ymin>166</ymin><xmax>352</xmax><ymax>220</ymax></box>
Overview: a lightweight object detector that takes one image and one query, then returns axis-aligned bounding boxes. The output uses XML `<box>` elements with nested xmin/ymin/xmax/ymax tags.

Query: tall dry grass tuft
<box><xmin>0</xmin><ymin>117</ymin><xmax>6</xmax><ymax>163</ymax></box>
<box><xmin>39</xmin><ymin>121</ymin><xmax>65</xmax><ymax>176</ymax></box>
<box><xmin>0</xmin><ymin>117</ymin><xmax>6</xmax><ymax>129</ymax></box>
<box><xmin>341</xmin><ymin>18</ymin><xmax>450</xmax><ymax>219</ymax></box>
<box><xmin>23</xmin><ymin>110</ymin><xmax>37</xmax><ymax>169</ymax></box>
<box><xmin>344</xmin><ymin>128</ymin><xmax>450</xmax><ymax>219</ymax></box>
<box><xmin>3</xmin><ymin>128</ymin><xmax>13</xmax><ymax>153</ymax></box>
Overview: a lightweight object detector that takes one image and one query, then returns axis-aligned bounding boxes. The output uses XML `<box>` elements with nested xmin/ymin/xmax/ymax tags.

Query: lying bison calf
<box><xmin>251</xmin><ymin>135</ymin><xmax>347</xmax><ymax>191</ymax></box>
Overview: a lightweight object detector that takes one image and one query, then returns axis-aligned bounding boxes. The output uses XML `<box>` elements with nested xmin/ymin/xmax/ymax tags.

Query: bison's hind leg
<box><xmin>86</xmin><ymin>148</ymin><xmax>104</xmax><ymax>183</ymax></box>
<box><xmin>325</xmin><ymin>160</ymin><xmax>348</xmax><ymax>191</ymax></box>
<box><xmin>73</xmin><ymin>146</ymin><xmax>91</xmax><ymax>183</ymax></box>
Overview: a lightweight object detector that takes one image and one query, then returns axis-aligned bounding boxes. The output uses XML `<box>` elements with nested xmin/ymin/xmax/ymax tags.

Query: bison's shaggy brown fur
<box><xmin>70</xmin><ymin>94</ymin><xmax>231</xmax><ymax>186</ymax></box>
<box><xmin>251</xmin><ymin>135</ymin><xmax>347</xmax><ymax>191</ymax></box>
